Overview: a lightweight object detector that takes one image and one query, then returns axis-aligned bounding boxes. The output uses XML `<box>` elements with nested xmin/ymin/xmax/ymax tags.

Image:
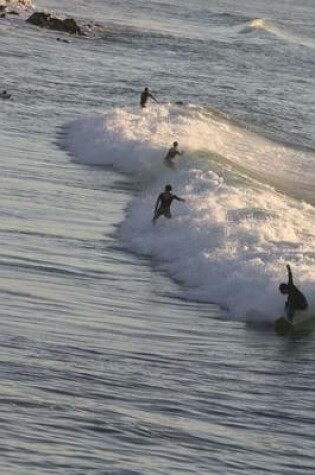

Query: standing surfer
<box><xmin>279</xmin><ymin>264</ymin><xmax>308</xmax><ymax>321</ymax></box>
<box><xmin>164</xmin><ymin>141</ymin><xmax>184</xmax><ymax>169</ymax></box>
<box><xmin>140</xmin><ymin>87</ymin><xmax>158</xmax><ymax>108</ymax></box>
<box><xmin>152</xmin><ymin>184</ymin><xmax>185</xmax><ymax>223</ymax></box>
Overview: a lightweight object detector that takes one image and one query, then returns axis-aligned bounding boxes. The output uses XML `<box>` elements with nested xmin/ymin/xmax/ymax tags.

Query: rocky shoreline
<box><xmin>0</xmin><ymin>1</ymin><xmax>87</xmax><ymax>36</ymax></box>
<box><xmin>26</xmin><ymin>11</ymin><xmax>84</xmax><ymax>36</ymax></box>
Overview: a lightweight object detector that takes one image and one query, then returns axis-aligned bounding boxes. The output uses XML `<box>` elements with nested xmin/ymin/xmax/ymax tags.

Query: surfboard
<box><xmin>274</xmin><ymin>316</ymin><xmax>293</xmax><ymax>334</ymax></box>
<box><xmin>275</xmin><ymin>310</ymin><xmax>315</xmax><ymax>335</ymax></box>
<box><xmin>0</xmin><ymin>94</ymin><xmax>11</xmax><ymax>100</ymax></box>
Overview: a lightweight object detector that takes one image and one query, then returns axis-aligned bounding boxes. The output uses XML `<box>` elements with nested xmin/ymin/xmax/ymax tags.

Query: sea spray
<box><xmin>63</xmin><ymin>104</ymin><xmax>315</xmax><ymax>319</ymax></box>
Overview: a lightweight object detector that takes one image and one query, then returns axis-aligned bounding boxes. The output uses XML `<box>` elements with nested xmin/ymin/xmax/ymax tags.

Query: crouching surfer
<box><xmin>152</xmin><ymin>184</ymin><xmax>185</xmax><ymax>223</ymax></box>
<box><xmin>279</xmin><ymin>264</ymin><xmax>308</xmax><ymax>321</ymax></box>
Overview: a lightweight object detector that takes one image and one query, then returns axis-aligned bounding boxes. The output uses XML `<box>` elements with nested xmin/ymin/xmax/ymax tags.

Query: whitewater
<box><xmin>1</xmin><ymin>0</ymin><xmax>315</xmax><ymax>473</ymax></box>
<box><xmin>64</xmin><ymin>104</ymin><xmax>315</xmax><ymax>320</ymax></box>
<box><xmin>242</xmin><ymin>18</ymin><xmax>315</xmax><ymax>50</ymax></box>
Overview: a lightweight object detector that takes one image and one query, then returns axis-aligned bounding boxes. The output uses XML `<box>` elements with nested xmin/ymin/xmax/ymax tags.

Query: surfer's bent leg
<box><xmin>152</xmin><ymin>208</ymin><xmax>164</xmax><ymax>223</ymax></box>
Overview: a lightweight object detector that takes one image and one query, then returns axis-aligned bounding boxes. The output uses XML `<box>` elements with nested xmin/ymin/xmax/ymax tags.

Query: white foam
<box><xmin>64</xmin><ymin>105</ymin><xmax>315</xmax><ymax>320</ymax></box>
<box><xmin>242</xmin><ymin>18</ymin><xmax>315</xmax><ymax>50</ymax></box>
<box><xmin>0</xmin><ymin>0</ymin><xmax>33</xmax><ymax>9</ymax></box>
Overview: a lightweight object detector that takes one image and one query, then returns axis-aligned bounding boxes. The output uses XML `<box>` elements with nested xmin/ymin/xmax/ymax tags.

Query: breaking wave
<box><xmin>241</xmin><ymin>18</ymin><xmax>315</xmax><ymax>49</ymax></box>
<box><xmin>61</xmin><ymin>104</ymin><xmax>315</xmax><ymax>320</ymax></box>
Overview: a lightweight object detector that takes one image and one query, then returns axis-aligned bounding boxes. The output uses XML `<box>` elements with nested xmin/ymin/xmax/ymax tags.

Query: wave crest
<box><xmin>241</xmin><ymin>17</ymin><xmax>315</xmax><ymax>49</ymax></box>
<box><xmin>62</xmin><ymin>105</ymin><xmax>315</xmax><ymax>319</ymax></box>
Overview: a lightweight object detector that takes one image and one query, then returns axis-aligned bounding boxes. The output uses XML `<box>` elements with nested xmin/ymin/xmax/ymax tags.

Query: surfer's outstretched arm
<box><xmin>150</xmin><ymin>93</ymin><xmax>159</xmax><ymax>104</ymax></box>
<box><xmin>174</xmin><ymin>195</ymin><xmax>185</xmax><ymax>202</ymax></box>
<box><xmin>286</xmin><ymin>264</ymin><xmax>293</xmax><ymax>286</ymax></box>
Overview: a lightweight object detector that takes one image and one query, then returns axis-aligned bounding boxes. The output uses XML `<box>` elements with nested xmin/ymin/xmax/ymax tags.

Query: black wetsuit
<box><xmin>140</xmin><ymin>90</ymin><xmax>156</xmax><ymax>108</ymax></box>
<box><xmin>164</xmin><ymin>146</ymin><xmax>180</xmax><ymax>168</ymax></box>
<box><xmin>286</xmin><ymin>269</ymin><xmax>308</xmax><ymax>320</ymax></box>
<box><xmin>153</xmin><ymin>192</ymin><xmax>182</xmax><ymax>220</ymax></box>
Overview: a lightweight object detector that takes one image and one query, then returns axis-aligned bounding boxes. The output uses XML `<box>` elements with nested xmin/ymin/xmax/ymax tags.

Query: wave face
<box><xmin>63</xmin><ymin>105</ymin><xmax>315</xmax><ymax>320</ymax></box>
<box><xmin>241</xmin><ymin>18</ymin><xmax>315</xmax><ymax>49</ymax></box>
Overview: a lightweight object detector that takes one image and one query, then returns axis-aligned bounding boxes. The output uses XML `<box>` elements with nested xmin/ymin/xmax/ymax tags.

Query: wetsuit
<box><xmin>153</xmin><ymin>191</ymin><xmax>183</xmax><ymax>221</ymax></box>
<box><xmin>140</xmin><ymin>90</ymin><xmax>156</xmax><ymax>108</ymax></box>
<box><xmin>164</xmin><ymin>146</ymin><xmax>180</xmax><ymax>168</ymax></box>
<box><xmin>285</xmin><ymin>267</ymin><xmax>308</xmax><ymax>320</ymax></box>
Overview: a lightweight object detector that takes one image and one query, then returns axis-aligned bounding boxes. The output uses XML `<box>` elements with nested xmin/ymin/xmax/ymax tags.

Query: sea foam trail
<box><xmin>63</xmin><ymin>105</ymin><xmax>315</xmax><ymax>320</ymax></box>
<box><xmin>241</xmin><ymin>18</ymin><xmax>315</xmax><ymax>50</ymax></box>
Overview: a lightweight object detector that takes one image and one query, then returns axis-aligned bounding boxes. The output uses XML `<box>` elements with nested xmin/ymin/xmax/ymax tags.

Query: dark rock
<box><xmin>26</xmin><ymin>11</ymin><xmax>50</xmax><ymax>27</ymax></box>
<box><xmin>62</xmin><ymin>18</ymin><xmax>81</xmax><ymax>34</ymax></box>
<box><xmin>26</xmin><ymin>11</ymin><xmax>84</xmax><ymax>36</ymax></box>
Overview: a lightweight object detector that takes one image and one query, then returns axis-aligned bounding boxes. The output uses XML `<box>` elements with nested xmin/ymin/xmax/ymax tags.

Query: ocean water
<box><xmin>0</xmin><ymin>0</ymin><xmax>315</xmax><ymax>473</ymax></box>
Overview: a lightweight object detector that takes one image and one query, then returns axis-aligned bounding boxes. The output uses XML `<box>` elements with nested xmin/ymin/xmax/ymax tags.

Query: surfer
<box><xmin>0</xmin><ymin>90</ymin><xmax>11</xmax><ymax>99</ymax></box>
<box><xmin>164</xmin><ymin>141</ymin><xmax>184</xmax><ymax>169</ymax></box>
<box><xmin>140</xmin><ymin>87</ymin><xmax>158</xmax><ymax>108</ymax></box>
<box><xmin>279</xmin><ymin>264</ymin><xmax>308</xmax><ymax>321</ymax></box>
<box><xmin>152</xmin><ymin>184</ymin><xmax>185</xmax><ymax>223</ymax></box>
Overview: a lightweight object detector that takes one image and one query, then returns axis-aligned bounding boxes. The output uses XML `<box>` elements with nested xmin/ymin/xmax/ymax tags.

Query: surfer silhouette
<box><xmin>152</xmin><ymin>184</ymin><xmax>185</xmax><ymax>223</ymax></box>
<box><xmin>164</xmin><ymin>141</ymin><xmax>184</xmax><ymax>169</ymax></box>
<box><xmin>140</xmin><ymin>87</ymin><xmax>158</xmax><ymax>108</ymax></box>
<box><xmin>1</xmin><ymin>90</ymin><xmax>11</xmax><ymax>99</ymax></box>
<box><xmin>279</xmin><ymin>264</ymin><xmax>308</xmax><ymax>321</ymax></box>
